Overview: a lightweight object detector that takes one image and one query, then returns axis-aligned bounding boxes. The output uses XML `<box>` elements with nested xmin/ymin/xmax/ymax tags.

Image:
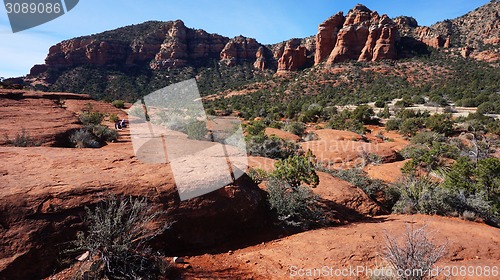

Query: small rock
<box><xmin>184</xmin><ymin>264</ymin><xmax>192</xmax><ymax>269</ymax></box>
<box><xmin>76</xmin><ymin>251</ymin><xmax>89</xmax><ymax>261</ymax></box>
<box><xmin>228</xmin><ymin>250</ymin><xmax>233</xmax><ymax>255</ymax></box>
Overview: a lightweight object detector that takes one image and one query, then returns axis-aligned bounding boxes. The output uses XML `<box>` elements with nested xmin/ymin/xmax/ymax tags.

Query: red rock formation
<box><xmin>315</xmin><ymin>12</ymin><xmax>345</xmax><ymax>65</ymax></box>
<box><xmin>277</xmin><ymin>39</ymin><xmax>308</xmax><ymax>71</ymax></box>
<box><xmin>413</xmin><ymin>26</ymin><xmax>450</xmax><ymax>49</ymax></box>
<box><xmin>42</xmin><ymin>20</ymin><xmax>230</xmax><ymax>72</ymax></box>
<box><xmin>327</xmin><ymin>25</ymin><xmax>369</xmax><ymax>63</ymax></box>
<box><xmin>344</xmin><ymin>4</ymin><xmax>373</xmax><ymax>26</ymax></box>
<box><xmin>220</xmin><ymin>36</ymin><xmax>262</xmax><ymax>66</ymax></box>
<box><xmin>360</xmin><ymin>15</ymin><xmax>399</xmax><ymax>61</ymax></box>
<box><xmin>152</xmin><ymin>20</ymin><xmax>228</xmax><ymax>69</ymax></box>
<box><xmin>0</xmin><ymin>91</ymin><xmax>268</xmax><ymax>279</ymax></box>
<box><xmin>320</xmin><ymin>5</ymin><xmax>400</xmax><ymax>65</ymax></box>
<box><xmin>253</xmin><ymin>46</ymin><xmax>266</xmax><ymax>70</ymax></box>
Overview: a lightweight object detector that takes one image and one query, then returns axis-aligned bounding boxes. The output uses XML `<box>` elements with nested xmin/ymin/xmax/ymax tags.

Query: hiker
<box><xmin>115</xmin><ymin>120</ymin><xmax>122</xmax><ymax>129</ymax></box>
<box><xmin>120</xmin><ymin>119</ymin><xmax>127</xmax><ymax>128</ymax></box>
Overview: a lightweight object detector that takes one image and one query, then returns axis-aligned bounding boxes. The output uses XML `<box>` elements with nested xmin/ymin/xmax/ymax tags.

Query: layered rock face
<box><xmin>314</xmin><ymin>4</ymin><xmax>400</xmax><ymax>66</ymax></box>
<box><xmin>39</xmin><ymin>20</ymin><xmax>269</xmax><ymax>72</ymax></box>
<box><xmin>394</xmin><ymin>17</ymin><xmax>451</xmax><ymax>49</ymax></box>
<box><xmin>315</xmin><ymin>12</ymin><xmax>345</xmax><ymax>64</ymax></box>
<box><xmin>27</xmin><ymin>2</ymin><xmax>500</xmax><ymax>83</ymax></box>
<box><xmin>220</xmin><ymin>36</ymin><xmax>263</xmax><ymax>66</ymax></box>
<box><xmin>253</xmin><ymin>46</ymin><xmax>267</xmax><ymax>70</ymax></box>
<box><xmin>276</xmin><ymin>39</ymin><xmax>308</xmax><ymax>71</ymax></box>
<box><xmin>151</xmin><ymin>20</ymin><xmax>229</xmax><ymax>69</ymax></box>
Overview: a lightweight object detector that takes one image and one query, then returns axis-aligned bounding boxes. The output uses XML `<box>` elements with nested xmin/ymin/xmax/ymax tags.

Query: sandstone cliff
<box><xmin>394</xmin><ymin>16</ymin><xmax>451</xmax><ymax>49</ymax></box>
<box><xmin>314</xmin><ymin>5</ymin><xmax>400</xmax><ymax>66</ymax></box>
<box><xmin>24</xmin><ymin>2</ymin><xmax>500</xmax><ymax>96</ymax></box>
<box><xmin>37</xmin><ymin>20</ymin><xmax>272</xmax><ymax>73</ymax></box>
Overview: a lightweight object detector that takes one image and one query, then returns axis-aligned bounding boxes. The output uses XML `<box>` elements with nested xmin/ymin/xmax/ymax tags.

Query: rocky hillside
<box><xmin>23</xmin><ymin>2</ymin><xmax>500</xmax><ymax>100</ymax></box>
<box><xmin>432</xmin><ymin>0</ymin><xmax>500</xmax><ymax>48</ymax></box>
<box><xmin>395</xmin><ymin>0</ymin><xmax>500</xmax><ymax>60</ymax></box>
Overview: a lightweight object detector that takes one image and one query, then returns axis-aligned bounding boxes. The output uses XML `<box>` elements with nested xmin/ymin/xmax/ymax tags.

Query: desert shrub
<box><xmin>459</xmin><ymin>98</ymin><xmax>481</xmax><ymax>107</ymax></box>
<box><xmin>429</xmin><ymin>95</ymin><xmax>448</xmax><ymax>107</ymax></box>
<box><xmin>326</xmin><ymin>168</ymin><xmax>395</xmax><ymax>206</ymax></box>
<box><xmin>352</xmin><ymin>104</ymin><xmax>375</xmax><ymax>124</ymax></box>
<box><xmin>268</xmin><ymin>121</ymin><xmax>284</xmax><ymax>129</ymax></box>
<box><xmin>441</xmin><ymin>157</ymin><xmax>500</xmax><ymax>218</ymax></box>
<box><xmin>70</xmin><ymin>196</ymin><xmax>169</xmax><ymax>279</ymax></box>
<box><xmin>248</xmin><ymin>168</ymin><xmax>268</xmax><ymax>184</ymax></box>
<box><xmin>486</xmin><ymin>119</ymin><xmax>500</xmax><ymax>135</ymax></box>
<box><xmin>383</xmin><ymin>224</ymin><xmax>446</xmax><ymax>280</ymax></box>
<box><xmin>4</xmin><ymin>128</ymin><xmax>40</xmax><ymax>147</ymax></box>
<box><xmin>400</xmin><ymin>144</ymin><xmax>428</xmax><ymax>160</ymax></box>
<box><xmin>392</xmin><ymin>177</ymin><xmax>442</xmax><ymax>215</ymax></box>
<box><xmin>326</xmin><ymin>106</ymin><xmax>373</xmax><ymax>134</ymax></box>
<box><xmin>266</xmin><ymin>176</ymin><xmax>322</xmax><ymax>228</ymax></box>
<box><xmin>392</xmin><ymin>175</ymin><xmax>498</xmax><ymax>224</ymax></box>
<box><xmin>79</xmin><ymin>111</ymin><xmax>104</xmax><ymax>126</ymax></box>
<box><xmin>302</xmin><ymin>131</ymin><xmax>318</xmax><ymax>142</ymax></box>
<box><xmin>396</xmin><ymin>109</ymin><xmax>429</xmax><ymax>120</ymax></box>
<box><xmin>412</xmin><ymin>95</ymin><xmax>426</xmax><ymax>104</ymax></box>
<box><xmin>298</xmin><ymin>104</ymin><xmax>323</xmax><ymax>123</ymax></box>
<box><xmin>360</xmin><ymin>150</ymin><xmax>383</xmax><ymax>166</ymax></box>
<box><xmin>377</xmin><ymin>105</ymin><xmax>391</xmax><ymax>119</ymax></box>
<box><xmin>272</xmin><ymin>150</ymin><xmax>319</xmax><ymax>189</ymax></box>
<box><xmin>399</xmin><ymin>118</ymin><xmax>424</xmax><ymax>136</ymax></box>
<box><xmin>401</xmin><ymin>142</ymin><xmax>460</xmax><ymax>174</ymax></box>
<box><xmin>283</xmin><ymin>121</ymin><xmax>306</xmax><ymax>136</ymax></box>
<box><xmin>374</xmin><ymin>100</ymin><xmax>385</xmax><ymax>108</ymax></box>
<box><xmin>246</xmin><ymin>135</ymin><xmax>299</xmax><ymax>160</ymax></box>
<box><xmin>245</xmin><ymin>120</ymin><xmax>266</xmax><ymax>136</ymax></box>
<box><xmin>477</xmin><ymin>101</ymin><xmax>499</xmax><ymax>114</ymax></box>
<box><xmin>86</xmin><ymin>124</ymin><xmax>119</xmax><ymax>143</ymax></box>
<box><xmin>186</xmin><ymin>120</ymin><xmax>208</xmax><ymax>140</ymax></box>
<box><xmin>321</xmin><ymin>106</ymin><xmax>338</xmax><ymax>120</ymax></box>
<box><xmin>410</xmin><ymin>131</ymin><xmax>445</xmax><ymax>146</ymax></box>
<box><xmin>112</xmin><ymin>100</ymin><xmax>125</xmax><ymax>109</ymax></box>
<box><xmin>327</xmin><ymin>116</ymin><xmax>366</xmax><ymax>134</ymax></box>
<box><xmin>70</xmin><ymin>129</ymin><xmax>101</xmax><ymax>148</ymax></box>
<box><xmin>441</xmin><ymin>157</ymin><xmax>476</xmax><ymax>191</ymax></box>
<box><xmin>205</xmin><ymin>108</ymin><xmax>216</xmax><ymax>116</ymax></box>
<box><xmin>385</xmin><ymin>118</ymin><xmax>402</xmax><ymax>131</ymax></box>
<box><xmin>394</xmin><ymin>99</ymin><xmax>412</xmax><ymax>108</ymax></box>
<box><xmin>476</xmin><ymin>158</ymin><xmax>500</xmax><ymax>199</ymax></box>
<box><xmin>109</xmin><ymin>113</ymin><xmax>120</xmax><ymax>123</ymax></box>
<box><xmin>425</xmin><ymin>114</ymin><xmax>453</xmax><ymax>136</ymax></box>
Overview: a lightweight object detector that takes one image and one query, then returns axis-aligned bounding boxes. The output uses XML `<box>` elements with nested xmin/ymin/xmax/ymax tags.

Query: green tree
<box><xmin>272</xmin><ymin>150</ymin><xmax>319</xmax><ymax>189</ymax></box>
<box><xmin>476</xmin><ymin>158</ymin><xmax>500</xmax><ymax>199</ymax></box>
<box><xmin>377</xmin><ymin>105</ymin><xmax>391</xmax><ymax>119</ymax></box>
<box><xmin>352</xmin><ymin>105</ymin><xmax>375</xmax><ymax>124</ymax></box>
<box><xmin>399</xmin><ymin>118</ymin><xmax>424</xmax><ymax>136</ymax></box>
<box><xmin>245</xmin><ymin>120</ymin><xmax>266</xmax><ymax>136</ymax></box>
<box><xmin>425</xmin><ymin>114</ymin><xmax>454</xmax><ymax>136</ymax></box>
<box><xmin>284</xmin><ymin>121</ymin><xmax>306</xmax><ymax>136</ymax></box>
<box><xmin>477</xmin><ymin>102</ymin><xmax>499</xmax><ymax>114</ymax></box>
<box><xmin>442</xmin><ymin>157</ymin><xmax>476</xmax><ymax>192</ymax></box>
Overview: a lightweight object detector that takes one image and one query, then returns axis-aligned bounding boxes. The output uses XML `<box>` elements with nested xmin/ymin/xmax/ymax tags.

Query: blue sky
<box><xmin>0</xmin><ymin>0</ymin><xmax>491</xmax><ymax>78</ymax></box>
